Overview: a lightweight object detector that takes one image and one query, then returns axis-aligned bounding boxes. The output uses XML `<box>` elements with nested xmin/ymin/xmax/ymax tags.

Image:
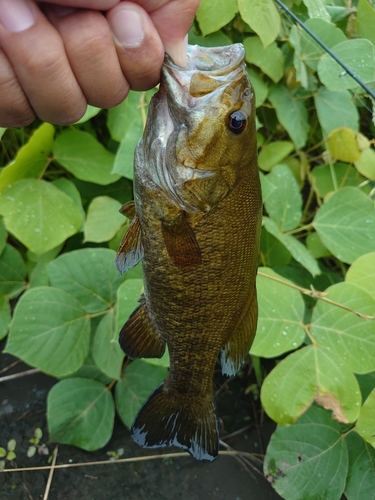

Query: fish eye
<box><xmin>227</xmin><ymin>110</ymin><xmax>247</xmax><ymax>135</ymax></box>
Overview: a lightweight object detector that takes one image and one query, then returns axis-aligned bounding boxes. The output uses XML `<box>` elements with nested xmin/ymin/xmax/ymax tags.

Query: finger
<box><xmin>106</xmin><ymin>2</ymin><xmax>164</xmax><ymax>91</ymax></box>
<box><xmin>45</xmin><ymin>6</ymin><xmax>129</xmax><ymax>109</ymax></box>
<box><xmin>0</xmin><ymin>0</ymin><xmax>86</xmax><ymax>125</ymax></box>
<box><xmin>0</xmin><ymin>48</ymin><xmax>35</xmax><ymax>127</ymax></box>
<box><xmin>130</xmin><ymin>0</ymin><xmax>200</xmax><ymax>66</ymax></box>
<box><xmin>41</xmin><ymin>0</ymin><xmax>120</xmax><ymax>8</ymax></box>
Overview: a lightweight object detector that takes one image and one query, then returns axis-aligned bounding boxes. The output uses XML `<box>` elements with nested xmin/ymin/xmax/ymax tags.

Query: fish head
<box><xmin>143</xmin><ymin>44</ymin><xmax>257</xmax><ymax>213</ymax></box>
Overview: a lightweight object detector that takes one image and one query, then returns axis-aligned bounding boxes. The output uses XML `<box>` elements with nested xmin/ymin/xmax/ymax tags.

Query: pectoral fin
<box><xmin>161</xmin><ymin>211</ymin><xmax>202</xmax><ymax>269</ymax></box>
<box><xmin>115</xmin><ymin>213</ymin><xmax>144</xmax><ymax>275</ymax></box>
<box><xmin>120</xmin><ymin>200</ymin><xmax>137</xmax><ymax>218</ymax></box>
<box><xmin>119</xmin><ymin>296</ymin><xmax>165</xmax><ymax>359</ymax></box>
<box><xmin>221</xmin><ymin>289</ymin><xmax>258</xmax><ymax>377</ymax></box>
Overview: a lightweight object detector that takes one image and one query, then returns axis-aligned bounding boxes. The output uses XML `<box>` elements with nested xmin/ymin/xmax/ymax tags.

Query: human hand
<box><xmin>0</xmin><ymin>0</ymin><xmax>200</xmax><ymax>127</ymax></box>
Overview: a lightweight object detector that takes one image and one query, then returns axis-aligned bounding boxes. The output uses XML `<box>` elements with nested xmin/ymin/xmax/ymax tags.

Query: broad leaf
<box><xmin>196</xmin><ymin>0</ymin><xmax>237</xmax><ymax>36</ymax></box>
<box><xmin>74</xmin><ymin>105</ymin><xmax>101</xmax><ymax>124</ymax></box>
<box><xmin>300</xmin><ymin>19</ymin><xmax>345</xmax><ymax>70</ymax></box>
<box><xmin>309</xmin><ymin>163</ymin><xmax>369</xmax><ymax>200</ymax></box>
<box><xmin>0</xmin><ymin>295</ymin><xmax>11</xmax><ymax>340</ymax></box>
<box><xmin>0</xmin><ymin>123</ymin><xmax>54</xmax><ymax>192</ymax></box>
<box><xmin>261</xmin><ymin>345</ymin><xmax>361</xmax><ymax>425</ymax></box>
<box><xmin>346</xmin><ymin>252</ymin><xmax>375</xmax><ymax>297</ymax></box>
<box><xmin>6</xmin><ymin>287</ymin><xmax>90</xmax><ymax>377</ymax></box>
<box><xmin>0</xmin><ymin>179</ymin><xmax>83</xmax><ymax>254</ymax></box>
<box><xmin>263</xmin><ymin>218</ymin><xmax>320</xmax><ymax>276</ymax></box>
<box><xmin>116</xmin><ymin>279</ymin><xmax>144</xmax><ymax>333</ymax></box>
<box><xmin>251</xmin><ymin>268</ymin><xmax>305</xmax><ymax>358</ymax></box>
<box><xmin>115</xmin><ymin>360</ymin><xmax>168</xmax><ymax>429</ymax></box>
<box><xmin>344</xmin><ymin>432</ymin><xmax>375</xmax><ymax>500</ymax></box>
<box><xmin>315</xmin><ymin>88</ymin><xmax>359</xmax><ymax>137</ymax></box>
<box><xmin>355</xmin><ymin>148</ymin><xmax>375</xmax><ymax>181</ymax></box>
<box><xmin>306</xmin><ymin>232</ymin><xmax>332</xmax><ymax>259</ymax></box>
<box><xmin>356</xmin><ymin>0</ymin><xmax>375</xmax><ymax>49</ymax></box>
<box><xmin>311</xmin><ymin>282</ymin><xmax>375</xmax><ymax>374</ymax></box>
<box><xmin>328</xmin><ymin>128</ymin><xmax>362</xmax><ymax>163</ymax></box>
<box><xmin>48</xmin><ymin>248</ymin><xmax>125</xmax><ymax>314</ymax></box>
<box><xmin>318</xmin><ymin>39</ymin><xmax>375</xmax><ymax>91</ymax></box>
<box><xmin>355</xmin><ymin>389</ymin><xmax>375</xmax><ymax>448</ymax></box>
<box><xmin>303</xmin><ymin>0</ymin><xmax>330</xmax><ymax>21</ymax></box>
<box><xmin>268</xmin><ymin>86</ymin><xmax>310</xmax><ymax>149</ymax></box>
<box><xmin>0</xmin><ymin>244</ymin><xmax>27</xmax><ymax>298</ymax></box>
<box><xmin>238</xmin><ymin>0</ymin><xmax>280</xmax><ymax>48</ymax></box>
<box><xmin>258</xmin><ymin>141</ymin><xmax>294</xmax><ymax>172</ymax></box>
<box><xmin>47</xmin><ymin>378</ymin><xmax>115</xmax><ymax>451</ymax></box>
<box><xmin>54</xmin><ymin>130</ymin><xmax>120</xmax><ymax>185</ymax></box>
<box><xmin>92</xmin><ymin>310</ymin><xmax>124</xmax><ymax>380</ymax></box>
<box><xmin>263</xmin><ymin>164</ymin><xmax>302</xmax><ymax>232</ymax></box>
<box><xmin>247</xmin><ymin>68</ymin><xmax>268</xmax><ymax>108</ymax></box>
<box><xmin>264</xmin><ymin>405</ymin><xmax>348</xmax><ymax>500</ymax></box>
<box><xmin>84</xmin><ymin>196</ymin><xmax>124</xmax><ymax>243</ymax></box>
<box><xmin>260</xmin><ymin>228</ymin><xmax>292</xmax><ymax>267</ymax></box>
<box><xmin>313</xmin><ymin>187</ymin><xmax>375</xmax><ymax>264</ymax></box>
<box><xmin>244</xmin><ymin>37</ymin><xmax>284</xmax><ymax>83</ymax></box>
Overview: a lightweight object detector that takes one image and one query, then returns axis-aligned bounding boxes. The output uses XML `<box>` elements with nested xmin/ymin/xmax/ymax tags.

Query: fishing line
<box><xmin>274</xmin><ymin>0</ymin><xmax>375</xmax><ymax>101</ymax></box>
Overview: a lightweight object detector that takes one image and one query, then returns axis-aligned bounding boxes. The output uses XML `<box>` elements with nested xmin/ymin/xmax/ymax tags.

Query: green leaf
<box><xmin>115</xmin><ymin>360</ymin><xmax>167</xmax><ymax>429</ymax></box>
<box><xmin>313</xmin><ymin>187</ymin><xmax>375</xmax><ymax>264</ymax></box>
<box><xmin>299</xmin><ymin>18</ymin><xmax>346</xmax><ymax>73</ymax></box>
<box><xmin>0</xmin><ymin>218</ymin><xmax>7</xmax><ymax>257</ymax></box>
<box><xmin>261</xmin><ymin>345</ymin><xmax>361</xmax><ymax>425</ymax></box>
<box><xmin>48</xmin><ymin>248</ymin><xmax>124</xmax><ymax>314</ymax></box>
<box><xmin>116</xmin><ymin>279</ymin><xmax>144</xmax><ymax>333</ymax></box>
<box><xmin>68</xmin><ymin>350</ymin><xmax>112</xmax><ymax>386</ymax></box>
<box><xmin>328</xmin><ymin>127</ymin><xmax>362</xmax><ymax>163</ymax></box>
<box><xmin>0</xmin><ymin>244</ymin><xmax>27</xmax><ymax>298</ymax></box>
<box><xmin>188</xmin><ymin>29</ymin><xmax>231</xmax><ymax>48</ymax></box>
<box><xmin>0</xmin><ymin>179</ymin><xmax>83</xmax><ymax>254</ymax></box>
<box><xmin>356</xmin><ymin>0</ymin><xmax>375</xmax><ymax>49</ymax></box>
<box><xmin>355</xmin><ymin>148</ymin><xmax>375</xmax><ymax>181</ymax></box>
<box><xmin>247</xmin><ymin>68</ymin><xmax>268</xmax><ymax>108</ymax></box>
<box><xmin>258</xmin><ymin>141</ymin><xmax>294</xmax><ymax>172</ymax></box>
<box><xmin>47</xmin><ymin>378</ymin><xmax>115</xmax><ymax>451</ymax></box>
<box><xmin>238</xmin><ymin>0</ymin><xmax>280</xmax><ymax>48</ymax></box>
<box><xmin>346</xmin><ymin>252</ymin><xmax>375</xmax><ymax>297</ymax></box>
<box><xmin>52</xmin><ymin>178</ymin><xmax>84</xmax><ymax>218</ymax></box>
<box><xmin>306</xmin><ymin>232</ymin><xmax>331</xmax><ymax>259</ymax></box>
<box><xmin>251</xmin><ymin>268</ymin><xmax>305</xmax><ymax>357</ymax></box>
<box><xmin>268</xmin><ymin>86</ymin><xmax>310</xmax><ymax>149</ymax></box>
<box><xmin>111</xmin><ymin>135</ymin><xmax>137</xmax><ymax>180</ymax></box>
<box><xmin>84</xmin><ymin>196</ymin><xmax>124</xmax><ymax>243</ymax></box>
<box><xmin>74</xmin><ymin>105</ymin><xmax>101</xmax><ymax>124</ymax></box>
<box><xmin>196</xmin><ymin>0</ymin><xmax>237</xmax><ymax>36</ymax></box>
<box><xmin>263</xmin><ymin>164</ymin><xmax>302</xmax><ymax>231</ymax></box>
<box><xmin>0</xmin><ymin>128</ymin><xmax>6</xmax><ymax>140</ymax></box>
<box><xmin>344</xmin><ymin>432</ymin><xmax>375</xmax><ymax>500</ymax></box>
<box><xmin>54</xmin><ymin>130</ymin><xmax>120</xmax><ymax>185</ymax></box>
<box><xmin>315</xmin><ymin>87</ymin><xmax>359</xmax><ymax>137</ymax></box>
<box><xmin>0</xmin><ymin>123</ymin><xmax>55</xmax><ymax>192</ymax></box>
<box><xmin>6</xmin><ymin>287</ymin><xmax>90</xmax><ymax>378</ymax></box>
<box><xmin>92</xmin><ymin>310</ymin><xmax>124</xmax><ymax>380</ymax></box>
<box><xmin>355</xmin><ymin>389</ymin><xmax>375</xmax><ymax>448</ymax></box>
<box><xmin>309</xmin><ymin>163</ymin><xmax>369</xmax><ymax>200</ymax></box>
<box><xmin>260</xmin><ymin>228</ymin><xmax>292</xmax><ymax>267</ymax></box>
<box><xmin>263</xmin><ymin>217</ymin><xmax>320</xmax><ymax>276</ymax></box>
<box><xmin>318</xmin><ymin>39</ymin><xmax>375</xmax><ymax>91</ymax></box>
<box><xmin>311</xmin><ymin>283</ymin><xmax>375</xmax><ymax>374</ymax></box>
<box><xmin>289</xmin><ymin>25</ymin><xmax>310</xmax><ymax>90</ymax></box>
<box><xmin>244</xmin><ymin>37</ymin><xmax>284</xmax><ymax>83</ymax></box>
<box><xmin>303</xmin><ymin>0</ymin><xmax>331</xmax><ymax>22</ymax></box>
<box><xmin>0</xmin><ymin>295</ymin><xmax>10</xmax><ymax>340</ymax></box>
<box><xmin>264</xmin><ymin>405</ymin><xmax>348</xmax><ymax>500</ymax></box>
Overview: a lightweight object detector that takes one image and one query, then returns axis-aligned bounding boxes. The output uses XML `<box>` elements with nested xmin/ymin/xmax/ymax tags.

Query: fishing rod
<box><xmin>274</xmin><ymin>0</ymin><xmax>375</xmax><ymax>100</ymax></box>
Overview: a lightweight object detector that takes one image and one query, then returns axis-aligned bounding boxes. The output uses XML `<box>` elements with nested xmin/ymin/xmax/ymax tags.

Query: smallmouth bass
<box><xmin>116</xmin><ymin>44</ymin><xmax>262</xmax><ymax>462</ymax></box>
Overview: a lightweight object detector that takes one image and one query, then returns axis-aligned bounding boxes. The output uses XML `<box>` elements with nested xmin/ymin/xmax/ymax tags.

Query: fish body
<box><xmin>116</xmin><ymin>44</ymin><xmax>262</xmax><ymax>462</ymax></box>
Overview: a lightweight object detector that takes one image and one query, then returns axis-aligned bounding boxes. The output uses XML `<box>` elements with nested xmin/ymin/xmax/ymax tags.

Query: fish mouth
<box><xmin>164</xmin><ymin>43</ymin><xmax>245</xmax><ymax>77</ymax></box>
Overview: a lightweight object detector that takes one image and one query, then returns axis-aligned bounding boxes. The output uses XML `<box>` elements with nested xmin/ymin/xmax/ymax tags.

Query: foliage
<box><xmin>0</xmin><ymin>0</ymin><xmax>375</xmax><ymax>498</ymax></box>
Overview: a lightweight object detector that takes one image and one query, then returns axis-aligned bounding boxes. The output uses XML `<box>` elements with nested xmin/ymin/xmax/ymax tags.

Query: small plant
<box><xmin>27</xmin><ymin>428</ymin><xmax>49</xmax><ymax>458</ymax></box>
<box><xmin>0</xmin><ymin>439</ymin><xmax>16</xmax><ymax>470</ymax></box>
<box><xmin>106</xmin><ymin>448</ymin><xmax>124</xmax><ymax>462</ymax></box>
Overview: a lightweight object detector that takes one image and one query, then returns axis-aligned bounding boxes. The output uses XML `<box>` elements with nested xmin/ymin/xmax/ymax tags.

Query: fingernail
<box><xmin>166</xmin><ymin>34</ymin><xmax>188</xmax><ymax>67</ymax></box>
<box><xmin>0</xmin><ymin>0</ymin><xmax>35</xmax><ymax>33</ymax></box>
<box><xmin>110</xmin><ymin>9</ymin><xmax>144</xmax><ymax>48</ymax></box>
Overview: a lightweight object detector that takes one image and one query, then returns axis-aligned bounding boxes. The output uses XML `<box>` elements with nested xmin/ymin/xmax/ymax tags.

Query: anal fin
<box><xmin>161</xmin><ymin>211</ymin><xmax>202</xmax><ymax>269</ymax></box>
<box><xmin>119</xmin><ymin>296</ymin><xmax>165</xmax><ymax>359</ymax></box>
<box><xmin>115</xmin><ymin>213</ymin><xmax>144</xmax><ymax>275</ymax></box>
<box><xmin>221</xmin><ymin>289</ymin><xmax>258</xmax><ymax>377</ymax></box>
<box><xmin>132</xmin><ymin>382</ymin><xmax>218</xmax><ymax>462</ymax></box>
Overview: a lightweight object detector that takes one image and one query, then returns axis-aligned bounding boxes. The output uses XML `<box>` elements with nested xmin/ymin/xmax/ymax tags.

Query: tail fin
<box><xmin>131</xmin><ymin>382</ymin><xmax>218</xmax><ymax>462</ymax></box>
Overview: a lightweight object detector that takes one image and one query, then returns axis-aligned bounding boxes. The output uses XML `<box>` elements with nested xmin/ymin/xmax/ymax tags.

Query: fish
<box><xmin>116</xmin><ymin>43</ymin><xmax>262</xmax><ymax>462</ymax></box>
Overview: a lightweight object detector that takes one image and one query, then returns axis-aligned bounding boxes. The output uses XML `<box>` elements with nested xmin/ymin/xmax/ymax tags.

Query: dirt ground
<box><xmin>0</xmin><ymin>346</ymin><xmax>282</xmax><ymax>500</ymax></box>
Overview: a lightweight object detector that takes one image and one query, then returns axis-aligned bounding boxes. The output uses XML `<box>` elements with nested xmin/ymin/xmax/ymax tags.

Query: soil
<box><xmin>0</xmin><ymin>346</ymin><xmax>283</xmax><ymax>500</ymax></box>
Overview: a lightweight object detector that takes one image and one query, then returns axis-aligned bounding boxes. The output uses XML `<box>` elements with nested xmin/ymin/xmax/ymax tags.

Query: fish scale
<box><xmin>116</xmin><ymin>43</ymin><xmax>262</xmax><ymax>462</ymax></box>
